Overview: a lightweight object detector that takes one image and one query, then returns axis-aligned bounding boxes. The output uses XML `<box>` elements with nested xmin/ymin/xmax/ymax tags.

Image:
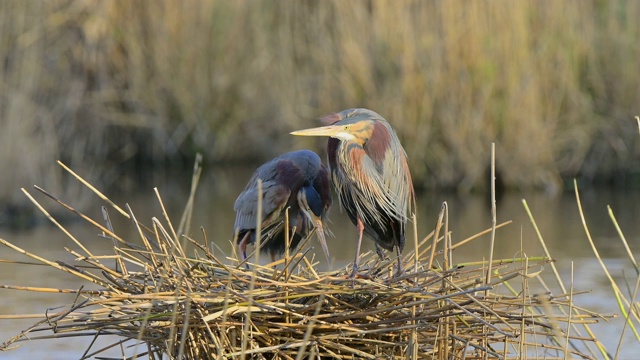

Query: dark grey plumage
<box><xmin>233</xmin><ymin>150</ymin><xmax>332</xmax><ymax>265</ymax></box>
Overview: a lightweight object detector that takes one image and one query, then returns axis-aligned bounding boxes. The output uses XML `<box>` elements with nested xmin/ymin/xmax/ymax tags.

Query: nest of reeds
<box><xmin>1</xmin><ymin>159</ymin><xmax>608</xmax><ymax>359</ymax></box>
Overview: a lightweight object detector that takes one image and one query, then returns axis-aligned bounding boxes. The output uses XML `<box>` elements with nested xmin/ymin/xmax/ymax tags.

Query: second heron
<box><xmin>233</xmin><ymin>150</ymin><xmax>332</xmax><ymax>267</ymax></box>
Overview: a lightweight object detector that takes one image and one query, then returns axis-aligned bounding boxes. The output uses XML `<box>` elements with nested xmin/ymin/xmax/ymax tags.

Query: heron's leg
<box><xmin>394</xmin><ymin>244</ymin><xmax>404</xmax><ymax>276</ymax></box>
<box><xmin>351</xmin><ymin>216</ymin><xmax>365</xmax><ymax>277</ymax></box>
<box><xmin>238</xmin><ymin>232</ymin><xmax>251</xmax><ymax>269</ymax></box>
<box><xmin>375</xmin><ymin>243</ymin><xmax>388</xmax><ymax>261</ymax></box>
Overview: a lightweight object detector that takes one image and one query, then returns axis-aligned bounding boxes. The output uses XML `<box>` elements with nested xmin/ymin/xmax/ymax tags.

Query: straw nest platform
<box><xmin>1</xmin><ymin>161</ymin><xmax>609</xmax><ymax>359</ymax></box>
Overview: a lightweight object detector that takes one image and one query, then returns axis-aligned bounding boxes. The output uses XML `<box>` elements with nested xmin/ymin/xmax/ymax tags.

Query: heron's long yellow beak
<box><xmin>301</xmin><ymin>210</ymin><xmax>331</xmax><ymax>265</ymax></box>
<box><xmin>313</xmin><ymin>218</ymin><xmax>331</xmax><ymax>265</ymax></box>
<box><xmin>290</xmin><ymin>125</ymin><xmax>343</xmax><ymax>138</ymax></box>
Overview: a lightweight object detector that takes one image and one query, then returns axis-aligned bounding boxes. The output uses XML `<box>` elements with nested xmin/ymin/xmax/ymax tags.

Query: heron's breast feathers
<box><xmin>333</xmin><ymin>144</ymin><xmax>411</xmax><ymax>226</ymax></box>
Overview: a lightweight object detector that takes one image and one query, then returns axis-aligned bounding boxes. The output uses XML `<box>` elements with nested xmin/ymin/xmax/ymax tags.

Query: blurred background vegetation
<box><xmin>1</xmin><ymin>0</ymin><xmax>639</xmax><ymax>222</ymax></box>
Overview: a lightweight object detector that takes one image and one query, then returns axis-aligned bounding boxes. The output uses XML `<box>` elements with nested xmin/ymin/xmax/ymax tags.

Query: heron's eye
<box><xmin>344</xmin><ymin>125</ymin><xmax>351</xmax><ymax>131</ymax></box>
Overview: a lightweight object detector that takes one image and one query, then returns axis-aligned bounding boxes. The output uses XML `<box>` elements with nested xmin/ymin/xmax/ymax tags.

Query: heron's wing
<box><xmin>379</xmin><ymin>137</ymin><xmax>414</xmax><ymax>218</ymax></box>
<box><xmin>233</xmin><ymin>179</ymin><xmax>291</xmax><ymax>232</ymax></box>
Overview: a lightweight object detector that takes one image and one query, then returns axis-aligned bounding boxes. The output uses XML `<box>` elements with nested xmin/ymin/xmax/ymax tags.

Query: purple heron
<box><xmin>291</xmin><ymin>108</ymin><xmax>414</xmax><ymax>276</ymax></box>
<box><xmin>233</xmin><ymin>150</ymin><xmax>332</xmax><ymax>267</ymax></box>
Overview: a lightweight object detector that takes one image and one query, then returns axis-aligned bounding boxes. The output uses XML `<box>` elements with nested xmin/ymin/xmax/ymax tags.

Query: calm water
<box><xmin>1</xmin><ymin>166</ymin><xmax>639</xmax><ymax>359</ymax></box>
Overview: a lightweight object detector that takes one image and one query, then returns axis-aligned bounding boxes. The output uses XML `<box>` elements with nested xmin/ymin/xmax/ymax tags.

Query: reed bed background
<box><xmin>1</xmin><ymin>0</ymin><xmax>640</xmax><ymax>217</ymax></box>
<box><xmin>2</xmin><ymin>157</ymin><xmax>638</xmax><ymax>359</ymax></box>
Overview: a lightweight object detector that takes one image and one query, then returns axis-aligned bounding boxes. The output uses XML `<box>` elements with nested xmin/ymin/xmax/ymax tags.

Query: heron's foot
<box><xmin>346</xmin><ymin>264</ymin><xmax>374</xmax><ymax>279</ymax></box>
<box><xmin>346</xmin><ymin>271</ymin><xmax>372</xmax><ymax>280</ymax></box>
<box><xmin>348</xmin><ymin>264</ymin><xmax>359</xmax><ymax>278</ymax></box>
<box><xmin>348</xmin><ymin>264</ymin><xmax>361</xmax><ymax>278</ymax></box>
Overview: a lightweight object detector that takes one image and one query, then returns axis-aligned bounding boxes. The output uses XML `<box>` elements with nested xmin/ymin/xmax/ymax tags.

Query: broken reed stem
<box><xmin>285</xmin><ymin>207</ymin><xmax>291</xmax><ymax>281</ymax></box>
<box><xmin>428</xmin><ymin>203</ymin><xmax>445</xmax><ymax>270</ymax></box>
<box><xmin>518</xmin><ymin>256</ymin><xmax>528</xmax><ymax>356</ymax></box>
<box><xmin>450</xmin><ymin>220</ymin><xmax>512</xmax><ymax>251</ymax></box>
<box><xmin>101</xmin><ymin>206</ymin><xmax>127</xmax><ymax>275</ymax></box>
<box><xmin>522</xmin><ymin>199</ymin><xmax>566</xmax><ymax>293</ymax></box>
<box><xmin>415</xmin><ymin>220</ymin><xmax>512</xmax><ymax>272</ymax></box>
<box><xmin>564</xmin><ymin>261</ymin><xmax>574</xmax><ymax>357</ymax></box>
<box><xmin>440</xmin><ymin>201</ymin><xmax>451</xmax><ymax>359</ymax></box>
<box><xmin>485</xmin><ymin>142</ymin><xmax>497</xmax><ymax>288</ymax></box>
<box><xmin>21</xmin><ymin>188</ymin><xmax>94</xmax><ymax>258</ymax></box>
<box><xmin>575</xmin><ymin>180</ymin><xmax>640</xmax><ymax>338</ymax></box>
<box><xmin>482</xmin><ymin>142</ymin><xmax>497</xmax><ymax>360</ymax></box>
<box><xmin>440</xmin><ymin>202</ymin><xmax>449</xmax><ymax>271</ymax></box>
<box><xmin>608</xmin><ymin>205</ymin><xmax>639</xmax><ymax>274</ymax></box>
<box><xmin>154</xmin><ymin>187</ymin><xmax>180</xmax><ymax>250</ymax></box>
<box><xmin>177</xmin><ymin>286</ymin><xmax>191</xmax><ymax>359</ymax></box>
<box><xmin>444</xmin><ymin>202</ymin><xmax>451</xmax><ymax>269</ymax></box>
<box><xmin>0</xmin><ymin>238</ymin><xmax>107</xmax><ymax>288</ymax></box>
<box><xmin>412</xmin><ymin>213</ymin><xmax>418</xmax><ymax>274</ymax></box>
<box><xmin>242</xmin><ymin>179</ymin><xmax>263</xmax><ymax>360</ymax></box>
<box><xmin>177</xmin><ymin>153</ymin><xmax>203</xmax><ymax>238</ymax></box>
<box><xmin>57</xmin><ymin>160</ymin><xmax>129</xmax><ymax>218</ymax></box>
<box><xmin>284</xmin><ymin>207</ymin><xmax>291</xmax><ymax>325</ymax></box>
<box><xmin>522</xmin><ymin>198</ymin><xmax>603</xmax><ymax>359</ymax></box>
<box><xmin>614</xmin><ymin>271</ymin><xmax>640</xmax><ymax>360</ymax></box>
<box><xmin>33</xmin><ymin>185</ymin><xmax>128</xmax><ymax>249</ymax></box>
<box><xmin>410</xmin><ymin>212</ymin><xmax>419</xmax><ymax>359</ymax></box>
<box><xmin>295</xmin><ymin>294</ymin><xmax>325</xmax><ymax>360</ymax></box>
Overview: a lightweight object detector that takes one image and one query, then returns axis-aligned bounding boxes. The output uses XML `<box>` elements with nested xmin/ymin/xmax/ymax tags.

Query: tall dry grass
<box><xmin>1</xmin><ymin>1</ymin><xmax>639</xmax><ymax>213</ymax></box>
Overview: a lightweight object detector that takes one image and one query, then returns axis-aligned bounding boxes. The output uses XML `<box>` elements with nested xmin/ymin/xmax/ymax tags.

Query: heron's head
<box><xmin>290</xmin><ymin>108</ymin><xmax>383</xmax><ymax>146</ymax></box>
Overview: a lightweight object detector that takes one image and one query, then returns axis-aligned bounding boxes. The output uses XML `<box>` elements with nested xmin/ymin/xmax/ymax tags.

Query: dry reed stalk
<box><xmin>0</xmin><ymin>161</ymin><xmax>613</xmax><ymax>359</ymax></box>
<box><xmin>574</xmin><ymin>180</ymin><xmax>640</xmax><ymax>340</ymax></box>
<box><xmin>523</xmin><ymin>198</ymin><xmax>607</xmax><ymax>359</ymax></box>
